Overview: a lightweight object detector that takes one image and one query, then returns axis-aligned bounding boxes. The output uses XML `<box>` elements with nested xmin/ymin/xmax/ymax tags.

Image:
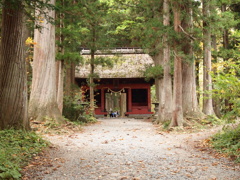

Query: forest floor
<box><xmin>22</xmin><ymin>118</ymin><xmax>240</xmax><ymax>180</ymax></box>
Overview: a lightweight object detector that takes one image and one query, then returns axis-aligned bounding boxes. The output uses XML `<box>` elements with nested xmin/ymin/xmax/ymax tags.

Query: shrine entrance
<box><xmin>105</xmin><ymin>92</ymin><xmax>127</xmax><ymax>117</ymax></box>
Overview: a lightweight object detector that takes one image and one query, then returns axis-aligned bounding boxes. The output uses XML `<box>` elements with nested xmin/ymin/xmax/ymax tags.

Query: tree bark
<box><xmin>29</xmin><ymin>0</ymin><xmax>64</xmax><ymax>122</ymax></box>
<box><xmin>202</xmin><ymin>0</ymin><xmax>215</xmax><ymax>115</ymax></box>
<box><xmin>56</xmin><ymin>0</ymin><xmax>65</xmax><ymax>114</ymax></box>
<box><xmin>221</xmin><ymin>5</ymin><xmax>229</xmax><ymax>51</ymax></box>
<box><xmin>152</xmin><ymin>52</ymin><xmax>163</xmax><ymax>105</ymax></box>
<box><xmin>0</xmin><ymin>0</ymin><xmax>30</xmax><ymax>130</ymax></box>
<box><xmin>158</xmin><ymin>0</ymin><xmax>172</xmax><ymax>123</ymax></box>
<box><xmin>170</xmin><ymin>1</ymin><xmax>183</xmax><ymax>127</ymax></box>
<box><xmin>212</xmin><ymin>35</ymin><xmax>221</xmax><ymax>117</ymax></box>
<box><xmin>181</xmin><ymin>0</ymin><xmax>204</xmax><ymax>119</ymax></box>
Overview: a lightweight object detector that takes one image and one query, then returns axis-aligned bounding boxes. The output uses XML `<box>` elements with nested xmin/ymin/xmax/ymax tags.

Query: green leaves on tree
<box><xmin>144</xmin><ymin>65</ymin><xmax>163</xmax><ymax>82</ymax></box>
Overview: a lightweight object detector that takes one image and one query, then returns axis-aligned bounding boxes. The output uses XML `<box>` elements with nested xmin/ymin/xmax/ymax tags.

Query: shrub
<box><xmin>63</xmin><ymin>91</ymin><xmax>96</xmax><ymax>123</ymax></box>
<box><xmin>211</xmin><ymin>124</ymin><xmax>240</xmax><ymax>162</ymax></box>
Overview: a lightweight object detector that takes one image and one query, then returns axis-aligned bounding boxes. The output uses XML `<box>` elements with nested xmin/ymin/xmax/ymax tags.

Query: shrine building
<box><xmin>75</xmin><ymin>48</ymin><xmax>155</xmax><ymax>118</ymax></box>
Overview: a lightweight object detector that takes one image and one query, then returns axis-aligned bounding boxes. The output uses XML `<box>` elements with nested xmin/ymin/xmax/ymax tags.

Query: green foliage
<box><xmin>63</xmin><ymin>92</ymin><xmax>96</xmax><ymax>124</ymax></box>
<box><xmin>163</xmin><ymin>120</ymin><xmax>171</xmax><ymax>130</ymax></box>
<box><xmin>55</xmin><ymin>0</ymin><xmax>84</xmax><ymax>65</ymax></box>
<box><xmin>56</xmin><ymin>52</ymin><xmax>82</xmax><ymax>64</ymax></box>
<box><xmin>87</xmin><ymin>73</ymin><xmax>100</xmax><ymax>87</ymax></box>
<box><xmin>73</xmin><ymin>0</ymin><xmax>115</xmax><ymax>50</ymax></box>
<box><xmin>212</xmin><ymin>59</ymin><xmax>240</xmax><ymax>119</ymax></box>
<box><xmin>144</xmin><ymin>65</ymin><xmax>163</xmax><ymax>81</ymax></box>
<box><xmin>211</xmin><ymin>124</ymin><xmax>240</xmax><ymax>162</ymax></box>
<box><xmin>17</xmin><ymin>0</ymin><xmax>56</xmax><ymax>29</ymax></box>
<box><xmin>151</xmin><ymin>85</ymin><xmax>157</xmax><ymax>103</ymax></box>
<box><xmin>94</xmin><ymin>57</ymin><xmax>114</xmax><ymax>68</ymax></box>
<box><xmin>0</xmin><ymin>129</ymin><xmax>47</xmax><ymax>179</ymax></box>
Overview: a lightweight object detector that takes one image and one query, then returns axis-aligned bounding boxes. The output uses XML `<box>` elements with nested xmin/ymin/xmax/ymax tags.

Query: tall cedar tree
<box><xmin>202</xmin><ymin>0</ymin><xmax>215</xmax><ymax>115</ymax></box>
<box><xmin>158</xmin><ymin>0</ymin><xmax>173</xmax><ymax>123</ymax></box>
<box><xmin>77</xmin><ymin>0</ymin><xmax>113</xmax><ymax>115</ymax></box>
<box><xmin>55</xmin><ymin>0</ymin><xmax>65</xmax><ymax>113</ymax></box>
<box><xmin>0</xmin><ymin>0</ymin><xmax>30</xmax><ymax>130</ymax></box>
<box><xmin>56</xmin><ymin>0</ymin><xmax>82</xmax><ymax>97</ymax></box>
<box><xmin>181</xmin><ymin>0</ymin><xmax>203</xmax><ymax>118</ymax></box>
<box><xmin>170</xmin><ymin>0</ymin><xmax>183</xmax><ymax>127</ymax></box>
<box><xmin>29</xmin><ymin>0</ymin><xmax>64</xmax><ymax>122</ymax></box>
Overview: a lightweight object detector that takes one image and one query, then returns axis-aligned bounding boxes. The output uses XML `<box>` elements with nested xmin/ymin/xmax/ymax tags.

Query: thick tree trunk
<box><xmin>152</xmin><ymin>52</ymin><xmax>163</xmax><ymax>106</ymax></box>
<box><xmin>202</xmin><ymin>0</ymin><xmax>215</xmax><ymax>115</ymax></box>
<box><xmin>170</xmin><ymin>1</ymin><xmax>183</xmax><ymax>127</ymax></box>
<box><xmin>55</xmin><ymin>0</ymin><xmax>64</xmax><ymax>114</ymax></box>
<box><xmin>29</xmin><ymin>0</ymin><xmax>64</xmax><ymax>122</ymax></box>
<box><xmin>182</xmin><ymin>61</ymin><xmax>201</xmax><ymax>117</ymax></box>
<box><xmin>0</xmin><ymin>1</ymin><xmax>30</xmax><ymax>130</ymax></box>
<box><xmin>212</xmin><ymin>35</ymin><xmax>221</xmax><ymax>117</ymax></box>
<box><xmin>181</xmin><ymin>0</ymin><xmax>204</xmax><ymax>119</ymax></box>
<box><xmin>158</xmin><ymin>0</ymin><xmax>172</xmax><ymax>122</ymax></box>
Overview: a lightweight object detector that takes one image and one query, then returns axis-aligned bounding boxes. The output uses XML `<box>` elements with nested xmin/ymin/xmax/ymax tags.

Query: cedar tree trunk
<box><xmin>212</xmin><ymin>35</ymin><xmax>221</xmax><ymax>117</ymax></box>
<box><xmin>0</xmin><ymin>0</ymin><xmax>30</xmax><ymax>130</ymax></box>
<box><xmin>158</xmin><ymin>0</ymin><xmax>172</xmax><ymax>123</ymax></box>
<box><xmin>55</xmin><ymin>0</ymin><xmax>64</xmax><ymax>114</ymax></box>
<box><xmin>202</xmin><ymin>0</ymin><xmax>215</xmax><ymax>115</ymax></box>
<box><xmin>182</xmin><ymin>0</ymin><xmax>204</xmax><ymax>119</ymax></box>
<box><xmin>29</xmin><ymin>0</ymin><xmax>64</xmax><ymax>122</ymax></box>
<box><xmin>152</xmin><ymin>52</ymin><xmax>163</xmax><ymax>105</ymax></box>
<box><xmin>170</xmin><ymin>1</ymin><xmax>183</xmax><ymax>127</ymax></box>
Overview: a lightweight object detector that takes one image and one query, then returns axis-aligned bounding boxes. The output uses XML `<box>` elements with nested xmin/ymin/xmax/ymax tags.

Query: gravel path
<box><xmin>25</xmin><ymin>118</ymin><xmax>240</xmax><ymax>180</ymax></box>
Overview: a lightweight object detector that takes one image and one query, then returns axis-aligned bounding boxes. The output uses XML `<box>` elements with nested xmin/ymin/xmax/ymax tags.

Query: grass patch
<box><xmin>210</xmin><ymin>124</ymin><xmax>240</xmax><ymax>162</ymax></box>
<box><xmin>0</xmin><ymin>129</ymin><xmax>48</xmax><ymax>179</ymax></box>
<box><xmin>200</xmin><ymin>115</ymin><xmax>223</xmax><ymax>126</ymax></box>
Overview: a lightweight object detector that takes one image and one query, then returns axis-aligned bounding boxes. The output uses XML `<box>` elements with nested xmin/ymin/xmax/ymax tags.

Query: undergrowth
<box><xmin>63</xmin><ymin>93</ymin><xmax>97</xmax><ymax>124</ymax></box>
<box><xmin>210</xmin><ymin>124</ymin><xmax>240</xmax><ymax>163</ymax></box>
<box><xmin>0</xmin><ymin>129</ymin><xmax>48</xmax><ymax>179</ymax></box>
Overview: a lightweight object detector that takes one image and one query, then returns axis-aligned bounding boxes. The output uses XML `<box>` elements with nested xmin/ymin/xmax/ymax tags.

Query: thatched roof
<box><xmin>80</xmin><ymin>48</ymin><xmax>144</xmax><ymax>55</ymax></box>
<box><xmin>75</xmin><ymin>54</ymin><xmax>154</xmax><ymax>78</ymax></box>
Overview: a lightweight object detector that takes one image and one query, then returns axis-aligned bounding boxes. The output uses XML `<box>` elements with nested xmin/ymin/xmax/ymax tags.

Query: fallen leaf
<box><xmin>120</xmin><ymin>177</ymin><xmax>128</xmax><ymax>180</ymax></box>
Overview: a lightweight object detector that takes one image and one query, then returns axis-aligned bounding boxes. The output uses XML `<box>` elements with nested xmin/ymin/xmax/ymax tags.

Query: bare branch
<box><xmin>178</xmin><ymin>25</ymin><xmax>196</xmax><ymax>41</ymax></box>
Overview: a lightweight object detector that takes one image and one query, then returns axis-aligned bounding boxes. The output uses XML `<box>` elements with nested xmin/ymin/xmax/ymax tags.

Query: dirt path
<box><xmin>23</xmin><ymin>118</ymin><xmax>240</xmax><ymax>180</ymax></box>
